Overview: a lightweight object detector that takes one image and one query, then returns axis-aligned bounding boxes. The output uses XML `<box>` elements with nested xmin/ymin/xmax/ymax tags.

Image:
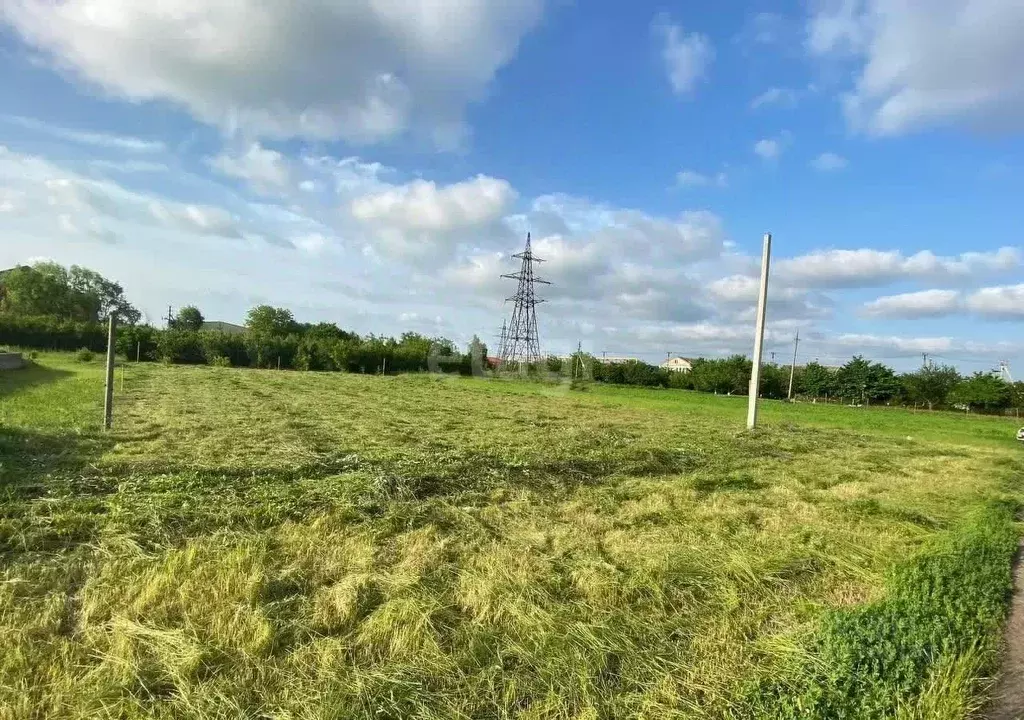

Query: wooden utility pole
<box><xmin>747</xmin><ymin>233</ymin><xmax>772</xmax><ymax>430</ymax></box>
<box><xmin>787</xmin><ymin>330</ymin><xmax>800</xmax><ymax>401</ymax></box>
<box><xmin>103</xmin><ymin>314</ymin><xmax>117</xmax><ymax>430</ymax></box>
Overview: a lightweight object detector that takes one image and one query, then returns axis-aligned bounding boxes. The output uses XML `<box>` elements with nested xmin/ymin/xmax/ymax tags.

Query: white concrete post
<box><xmin>747</xmin><ymin>233</ymin><xmax>772</xmax><ymax>430</ymax></box>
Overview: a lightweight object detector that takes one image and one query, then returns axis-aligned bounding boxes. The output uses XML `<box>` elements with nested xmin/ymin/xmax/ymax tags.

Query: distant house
<box><xmin>660</xmin><ymin>356</ymin><xmax>695</xmax><ymax>373</ymax></box>
<box><xmin>201</xmin><ymin>321</ymin><xmax>246</xmax><ymax>335</ymax></box>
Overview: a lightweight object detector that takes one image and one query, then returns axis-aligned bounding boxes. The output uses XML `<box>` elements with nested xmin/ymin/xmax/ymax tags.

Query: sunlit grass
<box><xmin>0</xmin><ymin>355</ymin><xmax>1021</xmax><ymax>718</ymax></box>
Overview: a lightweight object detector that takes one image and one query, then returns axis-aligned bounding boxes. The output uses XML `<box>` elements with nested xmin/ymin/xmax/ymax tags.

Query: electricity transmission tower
<box><xmin>500</xmin><ymin>233</ymin><xmax>550</xmax><ymax>367</ymax></box>
<box><xmin>998</xmin><ymin>360</ymin><xmax>1013</xmax><ymax>382</ymax></box>
<box><xmin>496</xmin><ymin>319</ymin><xmax>508</xmax><ymax>361</ymax></box>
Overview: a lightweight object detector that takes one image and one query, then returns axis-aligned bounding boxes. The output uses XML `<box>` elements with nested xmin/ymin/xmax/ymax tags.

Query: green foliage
<box><xmin>116</xmin><ymin>324</ymin><xmax>159</xmax><ymax>361</ymax></box>
<box><xmin>591</xmin><ymin>359</ymin><xmax>669</xmax><ymax>387</ymax></box>
<box><xmin>835</xmin><ymin>356</ymin><xmax>900</xmax><ymax>404</ymax></box>
<box><xmin>800</xmin><ymin>361</ymin><xmax>837</xmax><ymax>398</ymax></box>
<box><xmin>200</xmin><ymin>331</ymin><xmax>250</xmax><ymax>368</ymax></box>
<box><xmin>745</xmin><ymin>504</ymin><xmax>1018</xmax><ymax>719</ymax></box>
<box><xmin>174</xmin><ymin>305</ymin><xmax>205</xmax><ymax>332</ymax></box>
<box><xmin>0</xmin><ymin>262</ymin><xmax>140</xmax><ymax>324</ymax></box>
<box><xmin>74</xmin><ymin>347</ymin><xmax>95</xmax><ymax>363</ymax></box>
<box><xmin>245</xmin><ymin>305</ymin><xmax>297</xmax><ymax>337</ymax></box>
<box><xmin>0</xmin><ymin>315</ymin><xmax>107</xmax><ymax>352</ymax></box>
<box><xmin>690</xmin><ymin>355</ymin><xmax>751</xmax><ymax>394</ymax></box>
<box><xmin>1011</xmin><ymin>381</ymin><xmax>1024</xmax><ymax>410</ymax></box>
<box><xmin>208</xmin><ymin>355</ymin><xmax>232</xmax><ymax>368</ymax></box>
<box><xmin>157</xmin><ymin>330</ymin><xmax>205</xmax><ymax>365</ymax></box>
<box><xmin>759</xmin><ymin>363</ymin><xmax>789</xmax><ymax>399</ymax></box>
<box><xmin>902</xmin><ymin>364</ymin><xmax>962</xmax><ymax>409</ymax></box>
<box><xmin>950</xmin><ymin>372</ymin><xmax>1013</xmax><ymax>412</ymax></box>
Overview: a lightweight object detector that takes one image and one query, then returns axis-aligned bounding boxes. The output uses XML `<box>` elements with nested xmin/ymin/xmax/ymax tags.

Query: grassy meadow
<box><xmin>1</xmin><ymin>354</ymin><xmax>1022</xmax><ymax>719</ymax></box>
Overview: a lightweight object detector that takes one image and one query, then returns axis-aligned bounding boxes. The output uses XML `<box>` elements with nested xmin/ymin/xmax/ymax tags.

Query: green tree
<box><xmin>901</xmin><ymin>365</ymin><xmax>961</xmax><ymax>409</ymax></box>
<box><xmin>245</xmin><ymin>305</ymin><xmax>296</xmax><ymax>336</ymax></box>
<box><xmin>175</xmin><ymin>305</ymin><xmax>205</xmax><ymax>331</ymax></box>
<box><xmin>759</xmin><ymin>363</ymin><xmax>788</xmax><ymax>399</ymax></box>
<box><xmin>0</xmin><ymin>263</ymin><xmax>72</xmax><ymax>317</ymax></box>
<box><xmin>0</xmin><ymin>262</ymin><xmax>140</xmax><ymax>324</ymax></box>
<box><xmin>835</xmin><ymin>356</ymin><xmax>898</xmax><ymax>404</ymax></box>
<box><xmin>1010</xmin><ymin>382</ymin><xmax>1024</xmax><ymax>412</ymax></box>
<box><xmin>68</xmin><ymin>265</ymin><xmax>141</xmax><ymax>324</ymax></box>
<box><xmin>800</xmin><ymin>361</ymin><xmax>837</xmax><ymax>399</ymax></box>
<box><xmin>689</xmin><ymin>356</ymin><xmax>752</xmax><ymax>395</ymax></box>
<box><xmin>949</xmin><ymin>373</ymin><xmax>1012</xmax><ymax>413</ymax></box>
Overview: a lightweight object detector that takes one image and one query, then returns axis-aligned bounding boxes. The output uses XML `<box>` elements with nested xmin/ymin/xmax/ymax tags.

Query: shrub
<box><xmin>209</xmin><ymin>355</ymin><xmax>232</xmax><ymax>368</ymax></box>
<box><xmin>157</xmin><ymin>329</ymin><xmax>205</xmax><ymax>364</ymax></box>
<box><xmin>75</xmin><ymin>347</ymin><xmax>95</xmax><ymax>362</ymax></box>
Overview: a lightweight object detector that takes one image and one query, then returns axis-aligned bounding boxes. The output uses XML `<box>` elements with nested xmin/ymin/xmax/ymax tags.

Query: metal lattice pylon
<box><xmin>500</xmin><ymin>233</ymin><xmax>550</xmax><ymax>367</ymax></box>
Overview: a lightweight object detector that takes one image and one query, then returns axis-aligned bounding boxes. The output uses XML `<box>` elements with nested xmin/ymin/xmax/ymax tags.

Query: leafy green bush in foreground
<box><xmin>742</xmin><ymin>502</ymin><xmax>1019</xmax><ymax>719</ymax></box>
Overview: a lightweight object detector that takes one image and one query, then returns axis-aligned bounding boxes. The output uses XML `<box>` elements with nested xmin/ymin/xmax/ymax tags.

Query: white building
<box><xmin>660</xmin><ymin>356</ymin><xmax>694</xmax><ymax>373</ymax></box>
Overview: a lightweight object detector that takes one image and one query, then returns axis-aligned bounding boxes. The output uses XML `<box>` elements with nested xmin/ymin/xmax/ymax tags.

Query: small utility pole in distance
<box><xmin>787</xmin><ymin>330</ymin><xmax>800</xmax><ymax>401</ymax></box>
<box><xmin>103</xmin><ymin>314</ymin><xmax>118</xmax><ymax>430</ymax></box>
<box><xmin>747</xmin><ymin>233</ymin><xmax>772</xmax><ymax>430</ymax></box>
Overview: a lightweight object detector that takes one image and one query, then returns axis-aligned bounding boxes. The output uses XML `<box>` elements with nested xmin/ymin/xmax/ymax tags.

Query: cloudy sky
<box><xmin>2</xmin><ymin>0</ymin><xmax>1023</xmax><ymax>372</ymax></box>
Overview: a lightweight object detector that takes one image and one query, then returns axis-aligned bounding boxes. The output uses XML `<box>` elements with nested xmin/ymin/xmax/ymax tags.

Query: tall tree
<box><xmin>0</xmin><ymin>262</ymin><xmax>140</xmax><ymax>324</ymax></box>
<box><xmin>901</xmin><ymin>365</ymin><xmax>961</xmax><ymax>409</ymax></box>
<box><xmin>836</xmin><ymin>356</ymin><xmax>898</xmax><ymax>404</ymax></box>
<box><xmin>949</xmin><ymin>373</ymin><xmax>1012</xmax><ymax>412</ymax></box>
<box><xmin>245</xmin><ymin>305</ymin><xmax>296</xmax><ymax>336</ymax></box>
<box><xmin>800</xmin><ymin>361</ymin><xmax>837</xmax><ymax>399</ymax></box>
<box><xmin>67</xmin><ymin>265</ymin><xmax>141</xmax><ymax>324</ymax></box>
<box><xmin>175</xmin><ymin>306</ymin><xmax>205</xmax><ymax>331</ymax></box>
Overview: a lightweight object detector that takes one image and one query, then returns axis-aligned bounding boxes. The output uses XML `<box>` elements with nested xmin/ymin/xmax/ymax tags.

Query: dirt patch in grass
<box><xmin>987</xmin><ymin>541</ymin><xmax>1024</xmax><ymax>720</ymax></box>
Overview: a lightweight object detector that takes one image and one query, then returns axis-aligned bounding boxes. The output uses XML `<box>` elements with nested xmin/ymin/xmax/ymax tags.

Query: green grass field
<box><xmin>1</xmin><ymin>355</ymin><xmax>1022</xmax><ymax>719</ymax></box>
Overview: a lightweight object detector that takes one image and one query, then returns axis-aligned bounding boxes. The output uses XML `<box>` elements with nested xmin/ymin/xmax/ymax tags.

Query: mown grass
<box><xmin>0</xmin><ymin>355</ymin><xmax>1021</xmax><ymax>719</ymax></box>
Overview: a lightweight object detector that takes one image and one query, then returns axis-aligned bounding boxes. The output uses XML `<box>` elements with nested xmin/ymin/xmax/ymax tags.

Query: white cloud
<box><xmin>751</xmin><ymin>87</ymin><xmax>799</xmax><ymax>109</ymax></box>
<box><xmin>807</xmin><ymin>0</ymin><xmax>1024</xmax><ymax>134</ymax></box>
<box><xmin>778</xmin><ymin>247</ymin><xmax>1021</xmax><ymax>288</ymax></box>
<box><xmin>862</xmin><ymin>289</ymin><xmax>962</xmax><ymax>317</ymax></box>
<box><xmin>744</xmin><ymin>12</ymin><xmax>789</xmax><ymax>46</ymax></box>
<box><xmin>91</xmin><ymin>159</ymin><xmax>169</xmax><ymax>174</ymax></box>
<box><xmin>446</xmin><ymin>197</ymin><xmax>731</xmax><ymax>328</ymax></box>
<box><xmin>655</xmin><ymin>16</ymin><xmax>713</xmax><ymax>95</ymax></box>
<box><xmin>708</xmin><ymin>274</ymin><xmax>832</xmax><ymax>322</ymax></box>
<box><xmin>209</xmin><ymin>143</ymin><xmax>291</xmax><ymax>194</ymax></box>
<box><xmin>675</xmin><ymin>169</ymin><xmax>728</xmax><ymax>188</ymax></box>
<box><xmin>3</xmin><ymin>115</ymin><xmax>165</xmax><ymax>152</ymax></box>
<box><xmin>965</xmin><ymin>284</ymin><xmax>1024</xmax><ymax>319</ymax></box>
<box><xmin>148</xmin><ymin>201</ymin><xmax>243</xmax><ymax>239</ymax></box>
<box><xmin>806</xmin><ymin>0</ymin><xmax>869</xmax><ymax>55</ymax></box>
<box><xmin>833</xmin><ymin>333</ymin><xmax>954</xmax><ymax>355</ymax></box>
<box><xmin>595</xmin><ymin>209</ymin><xmax>727</xmax><ymax>264</ymax></box>
<box><xmin>350</xmin><ymin>175</ymin><xmax>516</xmax><ymax>260</ymax></box>
<box><xmin>292</xmin><ymin>233</ymin><xmax>330</xmax><ymax>255</ymax></box>
<box><xmin>1</xmin><ymin>0</ymin><xmax>545</xmax><ymax>146</ymax></box>
<box><xmin>754</xmin><ymin>138</ymin><xmax>783</xmax><ymax>160</ymax></box>
<box><xmin>811</xmin><ymin>152</ymin><xmax>848</xmax><ymax>171</ymax></box>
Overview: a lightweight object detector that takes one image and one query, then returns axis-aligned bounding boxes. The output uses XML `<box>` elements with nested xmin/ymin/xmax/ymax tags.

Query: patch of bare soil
<box><xmin>987</xmin><ymin>542</ymin><xmax>1024</xmax><ymax>720</ymax></box>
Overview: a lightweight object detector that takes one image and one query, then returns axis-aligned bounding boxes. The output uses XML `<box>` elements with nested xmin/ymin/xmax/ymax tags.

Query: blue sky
<box><xmin>1</xmin><ymin>0</ymin><xmax>1023</xmax><ymax>372</ymax></box>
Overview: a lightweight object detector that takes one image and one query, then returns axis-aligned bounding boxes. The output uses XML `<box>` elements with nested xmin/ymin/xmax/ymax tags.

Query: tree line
<box><xmin>561</xmin><ymin>353</ymin><xmax>1021</xmax><ymax>414</ymax></box>
<box><xmin>2</xmin><ymin>261</ymin><xmax>1020</xmax><ymax>414</ymax></box>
